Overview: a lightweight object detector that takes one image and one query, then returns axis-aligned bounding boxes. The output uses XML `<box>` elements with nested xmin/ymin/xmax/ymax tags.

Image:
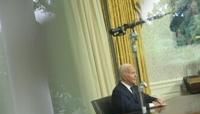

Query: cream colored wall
<box><xmin>141</xmin><ymin>0</ymin><xmax>200</xmax><ymax>99</ymax></box>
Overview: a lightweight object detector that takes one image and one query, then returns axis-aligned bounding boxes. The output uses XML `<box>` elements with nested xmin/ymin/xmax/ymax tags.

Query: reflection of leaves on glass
<box><xmin>33</xmin><ymin>0</ymin><xmax>54</xmax><ymax>12</ymax></box>
<box><xmin>150</xmin><ymin>1</ymin><xmax>169</xmax><ymax>16</ymax></box>
<box><xmin>33</xmin><ymin>0</ymin><xmax>55</xmax><ymax>24</ymax></box>
<box><xmin>170</xmin><ymin>0</ymin><xmax>200</xmax><ymax>46</ymax></box>
<box><xmin>170</xmin><ymin>0</ymin><xmax>188</xmax><ymax>12</ymax></box>
<box><xmin>50</xmin><ymin>84</ymin><xmax>88</xmax><ymax>114</ymax></box>
<box><xmin>143</xmin><ymin>0</ymin><xmax>170</xmax><ymax>24</ymax></box>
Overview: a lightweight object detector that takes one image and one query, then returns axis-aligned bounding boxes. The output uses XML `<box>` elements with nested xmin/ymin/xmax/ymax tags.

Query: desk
<box><xmin>154</xmin><ymin>94</ymin><xmax>200</xmax><ymax>114</ymax></box>
<box><xmin>129</xmin><ymin>94</ymin><xmax>200</xmax><ymax>114</ymax></box>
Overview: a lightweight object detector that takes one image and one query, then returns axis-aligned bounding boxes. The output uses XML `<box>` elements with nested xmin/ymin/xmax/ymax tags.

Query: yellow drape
<box><xmin>102</xmin><ymin>0</ymin><xmax>151</xmax><ymax>93</ymax></box>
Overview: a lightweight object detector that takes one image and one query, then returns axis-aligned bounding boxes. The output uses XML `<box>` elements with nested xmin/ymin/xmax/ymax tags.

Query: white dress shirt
<box><xmin>121</xmin><ymin>81</ymin><xmax>133</xmax><ymax>93</ymax></box>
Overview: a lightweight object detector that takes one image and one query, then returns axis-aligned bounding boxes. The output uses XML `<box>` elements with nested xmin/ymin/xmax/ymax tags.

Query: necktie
<box><xmin>131</xmin><ymin>86</ymin><xmax>139</xmax><ymax>101</ymax></box>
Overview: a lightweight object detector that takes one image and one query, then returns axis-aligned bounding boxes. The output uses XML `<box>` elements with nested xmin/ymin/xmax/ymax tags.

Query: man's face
<box><xmin>124</xmin><ymin>66</ymin><xmax>137</xmax><ymax>85</ymax></box>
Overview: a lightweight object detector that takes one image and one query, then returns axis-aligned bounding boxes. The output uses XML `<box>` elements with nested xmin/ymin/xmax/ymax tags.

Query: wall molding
<box><xmin>149</xmin><ymin>78</ymin><xmax>183</xmax><ymax>99</ymax></box>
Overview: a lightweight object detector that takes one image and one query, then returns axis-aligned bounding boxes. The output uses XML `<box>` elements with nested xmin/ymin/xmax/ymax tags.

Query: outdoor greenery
<box><xmin>170</xmin><ymin>0</ymin><xmax>200</xmax><ymax>46</ymax></box>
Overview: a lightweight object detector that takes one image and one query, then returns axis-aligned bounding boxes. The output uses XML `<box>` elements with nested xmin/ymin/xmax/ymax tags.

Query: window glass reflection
<box><xmin>33</xmin><ymin>0</ymin><xmax>55</xmax><ymax>24</ymax></box>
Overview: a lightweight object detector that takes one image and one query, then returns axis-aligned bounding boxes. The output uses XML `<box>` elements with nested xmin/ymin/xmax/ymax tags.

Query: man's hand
<box><xmin>152</xmin><ymin>101</ymin><xmax>162</xmax><ymax>107</ymax></box>
<box><xmin>156</xmin><ymin>98</ymin><xmax>167</xmax><ymax>106</ymax></box>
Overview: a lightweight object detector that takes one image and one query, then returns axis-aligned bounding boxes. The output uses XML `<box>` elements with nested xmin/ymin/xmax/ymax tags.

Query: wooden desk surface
<box><xmin>152</xmin><ymin>94</ymin><xmax>200</xmax><ymax>114</ymax></box>
<box><xmin>128</xmin><ymin>94</ymin><xmax>200</xmax><ymax>114</ymax></box>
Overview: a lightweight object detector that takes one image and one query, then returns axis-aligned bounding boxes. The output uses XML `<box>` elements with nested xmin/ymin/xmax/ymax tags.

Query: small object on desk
<box><xmin>150</xmin><ymin>102</ymin><xmax>167</xmax><ymax>109</ymax></box>
<box><xmin>183</xmin><ymin>75</ymin><xmax>200</xmax><ymax>94</ymax></box>
<box><xmin>150</xmin><ymin>98</ymin><xmax>167</xmax><ymax>108</ymax></box>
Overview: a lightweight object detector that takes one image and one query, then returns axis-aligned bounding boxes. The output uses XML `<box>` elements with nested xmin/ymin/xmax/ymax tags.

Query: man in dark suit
<box><xmin>112</xmin><ymin>64</ymin><xmax>165</xmax><ymax>114</ymax></box>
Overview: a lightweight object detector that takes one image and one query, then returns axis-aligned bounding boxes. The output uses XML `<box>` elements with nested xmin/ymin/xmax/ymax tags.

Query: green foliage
<box><xmin>33</xmin><ymin>0</ymin><xmax>55</xmax><ymax>12</ymax></box>
<box><xmin>50</xmin><ymin>84</ymin><xmax>88</xmax><ymax>114</ymax></box>
<box><xmin>170</xmin><ymin>0</ymin><xmax>200</xmax><ymax>46</ymax></box>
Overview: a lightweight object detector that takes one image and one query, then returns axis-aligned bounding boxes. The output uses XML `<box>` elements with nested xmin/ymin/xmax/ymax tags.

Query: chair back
<box><xmin>91</xmin><ymin>96</ymin><xmax>114</xmax><ymax>114</ymax></box>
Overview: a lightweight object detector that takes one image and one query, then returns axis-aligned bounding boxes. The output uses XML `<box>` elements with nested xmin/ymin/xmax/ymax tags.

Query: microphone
<box><xmin>140</xmin><ymin>81</ymin><xmax>148</xmax><ymax>88</ymax></box>
<box><xmin>109</xmin><ymin>24</ymin><xmax>130</xmax><ymax>36</ymax></box>
<box><xmin>109</xmin><ymin>26</ymin><xmax>126</xmax><ymax>37</ymax></box>
<box><xmin>109</xmin><ymin>12</ymin><xmax>172</xmax><ymax>37</ymax></box>
<box><xmin>138</xmin><ymin>81</ymin><xmax>148</xmax><ymax>114</ymax></box>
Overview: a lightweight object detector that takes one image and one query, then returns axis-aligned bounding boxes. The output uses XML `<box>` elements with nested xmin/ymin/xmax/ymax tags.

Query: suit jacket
<box><xmin>111</xmin><ymin>82</ymin><xmax>157</xmax><ymax>114</ymax></box>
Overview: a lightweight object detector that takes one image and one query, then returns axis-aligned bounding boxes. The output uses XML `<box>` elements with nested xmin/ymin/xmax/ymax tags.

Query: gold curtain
<box><xmin>101</xmin><ymin>0</ymin><xmax>151</xmax><ymax>93</ymax></box>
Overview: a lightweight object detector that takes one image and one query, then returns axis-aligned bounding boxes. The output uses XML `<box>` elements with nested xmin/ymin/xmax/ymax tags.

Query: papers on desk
<box><xmin>149</xmin><ymin>103</ymin><xmax>167</xmax><ymax>108</ymax></box>
<box><xmin>149</xmin><ymin>103</ymin><xmax>167</xmax><ymax>113</ymax></box>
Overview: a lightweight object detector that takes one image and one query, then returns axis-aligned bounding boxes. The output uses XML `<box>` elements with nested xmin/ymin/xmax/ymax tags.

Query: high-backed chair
<box><xmin>91</xmin><ymin>96</ymin><xmax>114</xmax><ymax>114</ymax></box>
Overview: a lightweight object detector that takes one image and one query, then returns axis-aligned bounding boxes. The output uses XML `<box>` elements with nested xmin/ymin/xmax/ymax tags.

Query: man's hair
<box><xmin>119</xmin><ymin>64</ymin><xmax>133</xmax><ymax>80</ymax></box>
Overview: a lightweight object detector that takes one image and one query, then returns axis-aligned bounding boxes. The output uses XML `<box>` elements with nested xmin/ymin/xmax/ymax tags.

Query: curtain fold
<box><xmin>101</xmin><ymin>0</ymin><xmax>151</xmax><ymax>93</ymax></box>
<box><xmin>60</xmin><ymin>0</ymin><xmax>118</xmax><ymax>113</ymax></box>
<box><xmin>67</xmin><ymin>0</ymin><xmax>116</xmax><ymax>95</ymax></box>
<box><xmin>44</xmin><ymin>0</ymin><xmax>117</xmax><ymax>113</ymax></box>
